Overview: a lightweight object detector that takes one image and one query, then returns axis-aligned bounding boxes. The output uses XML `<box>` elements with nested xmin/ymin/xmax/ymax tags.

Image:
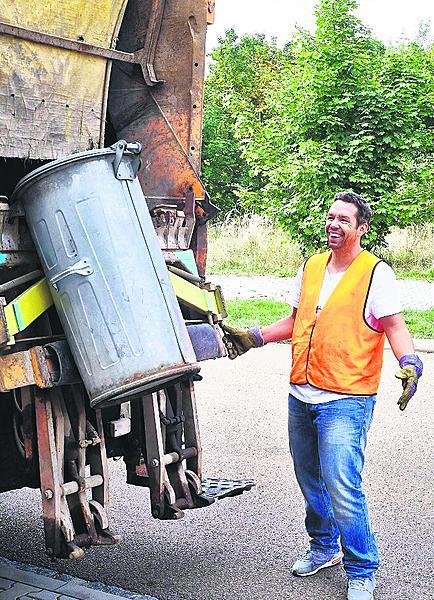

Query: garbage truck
<box><xmin>0</xmin><ymin>0</ymin><xmax>253</xmax><ymax>559</ymax></box>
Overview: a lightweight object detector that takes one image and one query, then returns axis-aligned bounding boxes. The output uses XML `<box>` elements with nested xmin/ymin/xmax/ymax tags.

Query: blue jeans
<box><xmin>288</xmin><ymin>393</ymin><xmax>379</xmax><ymax>578</ymax></box>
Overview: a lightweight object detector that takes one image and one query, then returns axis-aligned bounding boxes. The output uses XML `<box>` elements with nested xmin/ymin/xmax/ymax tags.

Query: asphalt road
<box><xmin>0</xmin><ymin>346</ymin><xmax>432</xmax><ymax>600</ymax></box>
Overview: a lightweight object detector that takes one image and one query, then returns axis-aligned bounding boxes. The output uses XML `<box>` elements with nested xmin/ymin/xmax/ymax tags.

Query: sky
<box><xmin>206</xmin><ymin>0</ymin><xmax>434</xmax><ymax>53</ymax></box>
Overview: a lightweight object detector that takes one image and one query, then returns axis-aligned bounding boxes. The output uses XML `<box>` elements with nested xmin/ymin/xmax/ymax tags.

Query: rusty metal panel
<box><xmin>207</xmin><ymin>1</ymin><xmax>215</xmax><ymax>25</ymax></box>
<box><xmin>0</xmin><ymin>346</ymin><xmax>52</xmax><ymax>391</ymax></box>
<box><xmin>0</xmin><ymin>0</ymin><xmax>127</xmax><ymax>160</ymax></box>
<box><xmin>0</xmin><ymin>299</ymin><xmax>8</xmax><ymax>346</ymax></box>
<box><xmin>0</xmin><ymin>350</ymin><xmax>35</xmax><ymax>391</ymax></box>
<box><xmin>108</xmin><ymin>0</ymin><xmax>208</xmax><ymax>199</ymax></box>
<box><xmin>34</xmin><ymin>390</ymin><xmax>65</xmax><ymax>558</ymax></box>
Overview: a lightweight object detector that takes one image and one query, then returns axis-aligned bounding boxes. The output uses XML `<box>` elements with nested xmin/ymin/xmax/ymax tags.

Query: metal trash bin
<box><xmin>11</xmin><ymin>141</ymin><xmax>199</xmax><ymax>407</ymax></box>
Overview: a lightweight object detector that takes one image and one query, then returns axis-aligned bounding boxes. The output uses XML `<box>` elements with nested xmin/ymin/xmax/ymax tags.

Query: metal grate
<box><xmin>201</xmin><ymin>477</ymin><xmax>256</xmax><ymax>500</ymax></box>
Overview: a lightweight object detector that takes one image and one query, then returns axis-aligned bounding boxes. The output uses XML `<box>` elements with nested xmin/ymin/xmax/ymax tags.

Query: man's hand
<box><xmin>220</xmin><ymin>324</ymin><xmax>264</xmax><ymax>360</ymax></box>
<box><xmin>395</xmin><ymin>354</ymin><xmax>423</xmax><ymax>411</ymax></box>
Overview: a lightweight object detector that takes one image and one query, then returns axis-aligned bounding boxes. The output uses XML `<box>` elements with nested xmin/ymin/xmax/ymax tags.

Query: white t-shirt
<box><xmin>287</xmin><ymin>260</ymin><xmax>401</xmax><ymax>404</ymax></box>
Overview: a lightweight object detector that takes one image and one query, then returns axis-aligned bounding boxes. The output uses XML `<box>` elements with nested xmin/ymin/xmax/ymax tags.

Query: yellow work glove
<box><xmin>220</xmin><ymin>324</ymin><xmax>264</xmax><ymax>360</ymax></box>
<box><xmin>395</xmin><ymin>354</ymin><xmax>423</xmax><ymax>411</ymax></box>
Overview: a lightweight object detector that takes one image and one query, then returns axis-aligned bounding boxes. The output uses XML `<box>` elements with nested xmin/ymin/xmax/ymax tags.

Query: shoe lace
<box><xmin>301</xmin><ymin>549</ymin><xmax>336</xmax><ymax>563</ymax></box>
<box><xmin>301</xmin><ymin>549</ymin><xmax>316</xmax><ymax>561</ymax></box>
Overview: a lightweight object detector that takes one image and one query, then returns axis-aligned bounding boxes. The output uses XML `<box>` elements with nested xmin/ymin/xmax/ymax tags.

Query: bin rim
<box><xmin>11</xmin><ymin>144</ymin><xmax>136</xmax><ymax>203</ymax></box>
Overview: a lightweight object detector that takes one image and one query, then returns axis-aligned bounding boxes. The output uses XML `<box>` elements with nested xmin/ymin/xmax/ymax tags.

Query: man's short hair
<box><xmin>334</xmin><ymin>191</ymin><xmax>372</xmax><ymax>226</ymax></box>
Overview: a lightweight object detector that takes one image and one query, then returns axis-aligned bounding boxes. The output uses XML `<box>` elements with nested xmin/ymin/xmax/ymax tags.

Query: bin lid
<box><xmin>11</xmin><ymin>142</ymin><xmax>141</xmax><ymax>203</ymax></box>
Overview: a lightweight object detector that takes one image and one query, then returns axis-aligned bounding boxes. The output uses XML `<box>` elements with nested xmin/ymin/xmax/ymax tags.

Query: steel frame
<box><xmin>34</xmin><ymin>386</ymin><xmax>118</xmax><ymax>558</ymax></box>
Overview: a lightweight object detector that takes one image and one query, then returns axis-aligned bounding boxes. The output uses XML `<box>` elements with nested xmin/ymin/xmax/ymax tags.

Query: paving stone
<box><xmin>55</xmin><ymin>582</ymin><xmax>139</xmax><ymax>600</ymax></box>
<box><xmin>0</xmin><ymin>580</ymin><xmax>13</xmax><ymax>592</ymax></box>
<box><xmin>0</xmin><ymin>561</ymin><xmax>156</xmax><ymax>600</ymax></box>
<box><xmin>0</xmin><ymin>582</ymin><xmax>41</xmax><ymax>599</ymax></box>
<box><xmin>0</xmin><ymin>565</ymin><xmax>64</xmax><ymax>592</ymax></box>
<box><xmin>26</xmin><ymin>591</ymin><xmax>65</xmax><ymax>600</ymax></box>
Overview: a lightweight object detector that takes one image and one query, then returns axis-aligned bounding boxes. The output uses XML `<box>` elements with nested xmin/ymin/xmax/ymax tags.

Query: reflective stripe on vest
<box><xmin>290</xmin><ymin>249</ymin><xmax>385</xmax><ymax>395</ymax></box>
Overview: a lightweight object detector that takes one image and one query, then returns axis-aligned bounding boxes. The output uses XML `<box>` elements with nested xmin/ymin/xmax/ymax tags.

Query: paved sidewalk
<box><xmin>0</xmin><ymin>559</ymin><xmax>157</xmax><ymax>600</ymax></box>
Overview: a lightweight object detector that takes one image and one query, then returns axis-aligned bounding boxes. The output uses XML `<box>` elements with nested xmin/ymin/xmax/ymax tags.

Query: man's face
<box><xmin>325</xmin><ymin>200</ymin><xmax>367</xmax><ymax>250</ymax></box>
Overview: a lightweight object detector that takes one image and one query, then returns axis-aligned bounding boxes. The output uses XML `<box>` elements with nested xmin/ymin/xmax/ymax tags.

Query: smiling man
<box><xmin>221</xmin><ymin>191</ymin><xmax>423</xmax><ymax>600</ymax></box>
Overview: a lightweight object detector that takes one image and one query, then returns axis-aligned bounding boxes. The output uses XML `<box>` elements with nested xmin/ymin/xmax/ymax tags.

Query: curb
<box><xmin>0</xmin><ymin>557</ymin><xmax>157</xmax><ymax>600</ymax></box>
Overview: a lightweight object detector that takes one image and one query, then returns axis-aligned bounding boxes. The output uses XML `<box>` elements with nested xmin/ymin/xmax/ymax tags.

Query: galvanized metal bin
<box><xmin>12</xmin><ymin>142</ymin><xmax>199</xmax><ymax>407</ymax></box>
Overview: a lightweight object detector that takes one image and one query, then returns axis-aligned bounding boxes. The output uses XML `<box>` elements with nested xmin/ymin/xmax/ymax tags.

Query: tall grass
<box><xmin>207</xmin><ymin>215</ymin><xmax>302</xmax><ymax>277</ymax></box>
<box><xmin>381</xmin><ymin>224</ymin><xmax>434</xmax><ymax>280</ymax></box>
<box><xmin>208</xmin><ymin>217</ymin><xmax>434</xmax><ymax>281</ymax></box>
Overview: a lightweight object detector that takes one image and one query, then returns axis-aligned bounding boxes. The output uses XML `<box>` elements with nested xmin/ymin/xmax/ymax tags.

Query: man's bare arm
<box><xmin>262</xmin><ymin>307</ymin><xmax>297</xmax><ymax>344</ymax></box>
<box><xmin>380</xmin><ymin>313</ymin><xmax>414</xmax><ymax>360</ymax></box>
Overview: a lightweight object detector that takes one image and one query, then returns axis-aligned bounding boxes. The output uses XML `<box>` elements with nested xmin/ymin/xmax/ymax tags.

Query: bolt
<box><xmin>46</xmin><ymin>547</ymin><xmax>54</xmax><ymax>556</ymax></box>
<box><xmin>43</xmin><ymin>489</ymin><xmax>54</xmax><ymax>500</ymax></box>
<box><xmin>150</xmin><ymin>458</ymin><xmax>159</xmax><ymax>468</ymax></box>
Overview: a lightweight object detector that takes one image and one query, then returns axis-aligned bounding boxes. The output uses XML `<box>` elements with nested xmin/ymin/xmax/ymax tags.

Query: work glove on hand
<box><xmin>395</xmin><ymin>354</ymin><xmax>423</xmax><ymax>411</ymax></box>
<box><xmin>220</xmin><ymin>324</ymin><xmax>265</xmax><ymax>360</ymax></box>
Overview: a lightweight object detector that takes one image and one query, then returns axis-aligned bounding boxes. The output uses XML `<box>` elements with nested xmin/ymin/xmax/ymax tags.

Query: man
<box><xmin>221</xmin><ymin>191</ymin><xmax>423</xmax><ymax>600</ymax></box>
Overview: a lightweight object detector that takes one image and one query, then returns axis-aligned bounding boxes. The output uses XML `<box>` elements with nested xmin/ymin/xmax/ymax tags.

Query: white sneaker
<box><xmin>347</xmin><ymin>576</ymin><xmax>376</xmax><ymax>600</ymax></box>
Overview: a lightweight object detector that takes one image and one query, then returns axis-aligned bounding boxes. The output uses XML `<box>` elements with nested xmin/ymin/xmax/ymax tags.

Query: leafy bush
<box><xmin>203</xmin><ymin>0</ymin><xmax>434</xmax><ymax>255</ymax></box>
<box><xmin>202</xmin><ymin>31</ymin><xmax>286</xmax><ymax>217</ymax></box>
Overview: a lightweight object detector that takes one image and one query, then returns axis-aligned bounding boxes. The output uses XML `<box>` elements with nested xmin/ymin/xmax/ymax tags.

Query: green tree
<box><xmin>204</xmin><ymin>1</ymin><xmax>434</xmax><ymax>253</ymax></box>
<box><xmin>202</xmin><ymin>30</ymin><xmax>289</xmax><ymax>216</ymax></box>
<box><xmin>383</xmin><ymin>43</ymin><xmax>434</xmax><ymax>222</ymax></box>
<box><xmin>242</xmin><ymin>0</ymin><xmax>434</xmax><ymax>251</ymax></box>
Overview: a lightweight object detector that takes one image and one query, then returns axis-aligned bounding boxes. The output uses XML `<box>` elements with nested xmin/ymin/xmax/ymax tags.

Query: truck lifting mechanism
<box><xmin>0</xmin><ymin>0</ymin><xmax>253</xmax><ymax>559</ymax></box>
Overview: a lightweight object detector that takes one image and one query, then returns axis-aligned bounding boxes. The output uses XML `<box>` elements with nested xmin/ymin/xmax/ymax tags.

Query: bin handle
<box><xmin>50</xmin><ymin>259</ymin><xmax>94</xmax><ymax>290</ymax></box>
<box><xmin>112</xmin><ymin>140</ymin><xmax>142</xmax><ymax>181</ymax></box>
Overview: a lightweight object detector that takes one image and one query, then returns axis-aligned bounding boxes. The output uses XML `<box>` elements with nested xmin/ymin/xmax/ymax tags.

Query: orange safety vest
<box><xmin>290</xmin><ymin>250</ymin><xmax>385</xmax><ymax>395</ymax></box>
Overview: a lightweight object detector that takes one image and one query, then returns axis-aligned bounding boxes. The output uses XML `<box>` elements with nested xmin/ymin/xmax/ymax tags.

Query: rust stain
<box><xmin>0</xmin><ymin>351</ymin><xmax>33</xmax><ymax>391</ymax></box>
<box><xmin>109</xmin><ymin>0</ymin><xmax>208</xmax><ymax>199</ymax></box>
<box><xmin>30</xmin><ymin>346</ymin><xmax>52</xmax><ymax>388</ymax></box>
<box><xmin>207</xmin><ymin>0</ymin><xmax>215</xmax><ymax>24</ymax></box>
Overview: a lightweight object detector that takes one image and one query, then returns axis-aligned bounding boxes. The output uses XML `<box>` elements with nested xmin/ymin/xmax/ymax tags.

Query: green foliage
<box><xmin>203</xmin><ymin>0</ymin><xmax>434</xmax><ymax>253</ymax></box>
<box><xmin>201</xmin><ymin>88</ymin><xmax>251</xmax><ymax>216</ymax></box>
<box><xmin>202</xmin><ymin>30</ymin><xmax>290</xmax><ymax>216</ymax></box>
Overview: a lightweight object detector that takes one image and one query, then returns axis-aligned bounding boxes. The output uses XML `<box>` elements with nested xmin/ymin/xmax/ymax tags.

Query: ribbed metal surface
<box><xmin>13</xmin><ymin>147</ymin><xmax>198</xmax><ymax>407</ymax></box>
